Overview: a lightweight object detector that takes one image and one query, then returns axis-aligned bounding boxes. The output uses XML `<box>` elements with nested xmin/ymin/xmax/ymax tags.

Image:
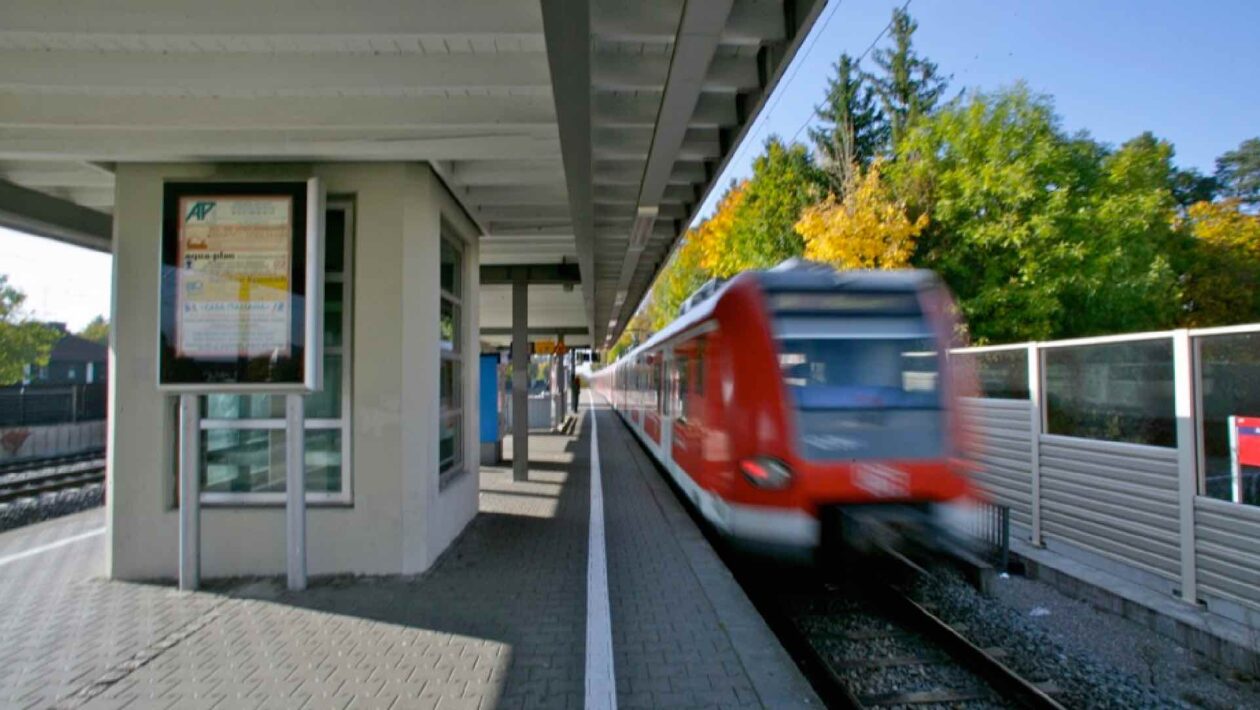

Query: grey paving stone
<box><xmin>594</xmin><ymin>402</ymin><xmax>819</xmax><ymax>708</ymax></box>
<box><xmin>2</xmin><ymin>402</ymin><xmax>813</xmax><ymax>709</ymax></box>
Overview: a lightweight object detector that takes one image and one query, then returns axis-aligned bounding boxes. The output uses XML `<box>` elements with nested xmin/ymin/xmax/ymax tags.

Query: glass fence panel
<box><xmin>952</xmin><ymin>349</ymin><xmax>1030</xmax><ymax>399</ymax></box>
<box><xmin>1044</xmin><ymin>338</ymin><xmax>1175</xmax><ymax>447</ymax></box>
<box><xmin>1198</xmin><ymin>332</ymin><xmax>1260</xmax><ymax>506</ymax></box>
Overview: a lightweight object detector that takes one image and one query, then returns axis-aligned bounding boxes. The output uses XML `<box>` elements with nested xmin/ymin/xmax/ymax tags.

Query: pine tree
<box><xmin>809</xmin><ymin>54</ymin><xmax>886</xmax><ymax>194</ymax></box>
<box><xmin>1216</xmin><ymin>137</ymin><xmax>1260</xmax><ymax>208</ymax></box>
<box><xmin>867</xmin><ymin>7</ymin><xmax>948</xmax><ymax>150</ymax></box>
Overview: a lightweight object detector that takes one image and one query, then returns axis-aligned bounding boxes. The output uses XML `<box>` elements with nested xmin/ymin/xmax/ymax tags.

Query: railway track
<box><xmin>761</xmin><ymin>551</ymin><xmax>1066</xmax><ymax>709</ymax></box>
<box><xmin>0</xmin><ymin>449</ymin><xmax>105</xmax><ymax>476</ymax></box>
<box><xmin>0</xmin><ymin>453</ymin><xmax>106</xmax><ymax>504</ymax></box>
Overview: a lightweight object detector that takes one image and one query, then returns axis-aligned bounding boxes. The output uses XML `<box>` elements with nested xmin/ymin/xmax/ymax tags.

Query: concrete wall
<box><xmin>0</xmin><ymin>420</ymin><xmax>105</xmax><ymax>461</ymax></box>
<box><xmin>107</xmin><ymin>162</ymin><xmax>480</xmax><ymax>580</ymax></box>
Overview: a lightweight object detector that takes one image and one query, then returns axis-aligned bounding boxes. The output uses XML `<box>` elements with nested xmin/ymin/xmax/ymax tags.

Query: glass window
<box><xmin>676</xmin><ymin>355</ymin><xmax>691</xmax><ymax>420</ymax></box>
<box><xmin>660</xmin><ymin>358</ymin><xmax>670</xmax><ymax>413</ymax></box>
<box><xmin>952</xmin><ymin>349</ymin><xmax>1030</xmax><ymax>400</ymax></box>
<box><xmin>694</xmin><ymin>340</ymin><xmax>706</xmax><ymax>393</ymax></box>
<box><xmin>440</xmin><ymin>237</ymin><xmax>460</xmax><ymax>296</ymax></box>
<box><xmin>194</xmin><ymin>203</ymin><xmax>354</xmax><ymax>503</ymax></box>
<box><xmin>439</xmin><ymin>232</ymin><xmax>465</xmax><ymax>479</ymax></box>
<box><xmin>324</xmin><ymin>283</ymin><xmax>344</xmax><ymax>347</ymax></box>
<box><xmin>440</xmin><ymin>360</ymin><xmax>461</xmax><ymax>410</ymax></box>
<box><xmin>1044</xmin><ymin>339</ymin><xmax>1174</xmax><ymax>447</ymax></box>
<box><xmin>441</xmin><ymin>299</ymin><xmax>460</xmax><ymax>353</ymax></box>
<box><xmin>1198</xmin><ymin>332</ymin><xmax>1260</xmax><ymax>506</ymax></box>
<box><xmin>777</xmin><ymin>337</ymin><xmax>943</xmax><ymax>460</ymax></box>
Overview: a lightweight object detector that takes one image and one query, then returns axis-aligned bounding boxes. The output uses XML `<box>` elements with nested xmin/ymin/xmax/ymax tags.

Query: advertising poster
<box><xmin>176</xmin><ymin>195</ymin><xmax>294</xmax><ymax>359</ymax></box>
<box><xmin>159</xmin><ymin>179</ymin><xmax>322</xmax><ymax>392</ymax></box>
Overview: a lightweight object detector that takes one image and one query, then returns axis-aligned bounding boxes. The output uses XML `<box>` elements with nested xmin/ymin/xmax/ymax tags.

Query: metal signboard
<box><xmin>158</xmin><ymin>179</ymin><xmax>324</xmax><ymax>393</ymax></box>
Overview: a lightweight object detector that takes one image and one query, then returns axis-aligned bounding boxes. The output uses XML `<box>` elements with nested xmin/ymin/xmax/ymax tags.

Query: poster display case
<box><xmin>158</xmin><ymin>179</ymin><xmax>324</xmax><ymax>392</ymax></box>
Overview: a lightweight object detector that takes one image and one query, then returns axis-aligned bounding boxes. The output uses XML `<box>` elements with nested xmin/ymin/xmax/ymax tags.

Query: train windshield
<box><xmin>775</xmin><ymin>319</ymin><xmax>944</xmax><ymax>461</ymax></box>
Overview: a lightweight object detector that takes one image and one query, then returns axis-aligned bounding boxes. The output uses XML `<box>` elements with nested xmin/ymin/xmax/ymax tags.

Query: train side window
<box><xmin>694</xmin><ymin>339</ymin><xmax>706</xmax><ymax>394</ymax></box>
<box><xmin>676</xmin><ymin>353</ymin><xmax>691</xmax><ymax>420</ymax></box>
<box><xmin>660</xmin><ymin>358</ymin><xmax>670</xmax><ymax>413</ymax></box>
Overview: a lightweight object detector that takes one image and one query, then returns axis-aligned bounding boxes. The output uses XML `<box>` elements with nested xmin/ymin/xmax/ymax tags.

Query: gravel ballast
<box><xmin>912</xmin><ymin>568</ymin><xmax>1260</xmax><ymax>709</ymax></box>
<box><xmin>0</xmin><ymin>483</ymin><xmax>104</xmax><ymax>533</ymax></box>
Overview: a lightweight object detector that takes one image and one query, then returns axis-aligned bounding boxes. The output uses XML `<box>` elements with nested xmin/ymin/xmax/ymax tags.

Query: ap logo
<box><xmin>185</xmin><ymin>201</ymin><xmax>216</xmax><ymax>222</ymax></box>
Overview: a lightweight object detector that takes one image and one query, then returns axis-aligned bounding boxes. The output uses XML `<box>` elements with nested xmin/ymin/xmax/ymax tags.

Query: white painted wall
<box><xmin>107</xmin><ymin>162</ymin><xmax>480</xmax><ymax>580</ymax></box>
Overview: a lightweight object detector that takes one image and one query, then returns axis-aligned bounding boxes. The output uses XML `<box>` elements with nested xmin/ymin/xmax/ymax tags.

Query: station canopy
<box><xmin>0</xmin><ymin>0</ymin><xmax>825</xmax><ymax>347</ymax></box>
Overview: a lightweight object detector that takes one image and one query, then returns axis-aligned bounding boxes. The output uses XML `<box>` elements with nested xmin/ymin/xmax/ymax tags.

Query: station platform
<box><xmin>0</xmin><ymin>399</ymin><xmax>817</xmax><ymax>709</ymax></box>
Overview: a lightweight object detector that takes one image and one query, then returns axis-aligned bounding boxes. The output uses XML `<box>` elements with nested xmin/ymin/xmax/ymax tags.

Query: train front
<box><xmin>723</xmin><ymin>266</ymin><xmax>979</xmax><ymax>562</ymax></box>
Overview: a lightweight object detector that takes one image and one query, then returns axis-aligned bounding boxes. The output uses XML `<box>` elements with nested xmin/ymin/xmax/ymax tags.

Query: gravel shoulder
<box><xmin>0</xmin><ymin>483</ymin><xmax>104</xmax><ymax>533</ymax></box>
<box><xmin>914</xmin><ymin>569</ymin><xmax>1260</xmax><ymax>709</ymax></box>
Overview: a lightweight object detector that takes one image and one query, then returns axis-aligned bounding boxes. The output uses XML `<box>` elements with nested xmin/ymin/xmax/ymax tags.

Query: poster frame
<box><xmin>157</xmin><ymin>178</ymin><xmax>325</xmax><ymax>394</ymax></box>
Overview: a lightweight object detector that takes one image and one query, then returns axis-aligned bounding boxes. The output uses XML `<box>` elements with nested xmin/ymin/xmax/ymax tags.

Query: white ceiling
<box><xmin>0</xmin><ymin>0</ymin><xmax>826</xmax><ymax>346</ymax></box>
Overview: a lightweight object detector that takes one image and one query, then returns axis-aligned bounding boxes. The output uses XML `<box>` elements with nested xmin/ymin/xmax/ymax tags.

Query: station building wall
<box><xmin>107</xmin><ymin>162</ymin><xmax>480</xmax><ymax>580</ymax></box>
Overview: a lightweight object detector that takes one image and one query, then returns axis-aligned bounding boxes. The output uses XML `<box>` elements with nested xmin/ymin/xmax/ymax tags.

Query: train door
<box><xmin>659</xmin><ymin>348</ymin><xmax>674</xmax><ymax>464</ymax></box>
<box><xmin>644</xmin><ymin>351</ymin><xmax>662</xmax><ymax>445</ymax></box>
<box><xmin>671</xmin><ymin>337</ymin><xmax>704</xmax><ymax>485</ymax></box>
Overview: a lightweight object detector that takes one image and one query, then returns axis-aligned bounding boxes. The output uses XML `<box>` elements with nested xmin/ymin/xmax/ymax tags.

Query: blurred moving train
<box><xmin>591</xmin><ymin>260</ymin><xmax>979</xmax><ymax>561</ymax></box>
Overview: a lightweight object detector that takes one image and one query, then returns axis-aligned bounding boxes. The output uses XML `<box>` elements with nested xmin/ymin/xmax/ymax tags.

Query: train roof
<box><xmin>611</xmin><ymin>260</ymin><xmax>940</xmax><ymax>364</ymax></box>
<box><xmin>753</xmin><ymin>259</ymin><xmax>939</xmax><ymax>293</ymax></box>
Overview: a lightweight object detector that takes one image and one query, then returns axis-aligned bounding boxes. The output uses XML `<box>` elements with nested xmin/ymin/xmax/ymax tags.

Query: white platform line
<box><xmin>0</xmin><ymin>527</ymin><xmax>105</xmax><ymax>568</ymax></box>
<box><xmin>585</xmin><ymin>393</ymin><xmax>617</xmax><ymax>710</ymax></box>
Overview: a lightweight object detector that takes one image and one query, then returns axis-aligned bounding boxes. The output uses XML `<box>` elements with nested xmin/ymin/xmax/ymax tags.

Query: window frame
<box><xmin>438</xmin><ymin>226</ymin><xmax>467</xmax><ymax>485</ymax></box>
<box><xmin>197</xmin><ymin>199</ymin><xmax>356</xmax><ymax>506</ymax></box>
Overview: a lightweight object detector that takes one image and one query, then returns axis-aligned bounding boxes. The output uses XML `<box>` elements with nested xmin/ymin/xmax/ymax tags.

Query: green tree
<box><xmin>0</xmin><ymin>275</ymin><xmax>61</xmax><ymax>385</ymax></box>
<box><xmin>1215</xmin><ymin>137</ymin><xmax>1260</xmax><ymax>207</ymax></box>
<box><xmin>809</xmin><ymin>54</ymin><xmax>887</xmax><ymax>193</ymax></box>
<box><xmin>867</xmin><ymin>7</ymin><xmax>948</xmax><ymax>150</ymax></box>
<box><xmin>890</xmin><ymin>86</ymin><xmax>1182</xmax><ymax>342</ymax></box>
<box><xmin>1169</xmin><ymin>167</ymin><xmax>1219</xmax><ymax>209</ymax></box>
<box><xmin>713</xmin><ymin>138</ymin><xmax>820</xmax><ymax>277</ymax></box>
<box><xmin>78</xmin><ymin>315</ymin><xmax>110</xmax><ymax>345</ymax></box>
<box><xmin>1061</xmin><ymin>132</ymin><xmax>1182</xmax><ymax>335</ymax></box>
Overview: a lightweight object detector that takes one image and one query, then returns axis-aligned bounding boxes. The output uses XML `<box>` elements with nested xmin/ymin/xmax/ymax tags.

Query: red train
<box><xmin>592</xmin><ymin>260</ymin><xmax>979</xmax><ymax>561</ymax></box>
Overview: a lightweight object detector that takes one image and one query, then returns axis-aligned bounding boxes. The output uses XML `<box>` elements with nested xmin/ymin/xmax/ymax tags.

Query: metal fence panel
<box><xmin>959</xmin><ymin>397</ymin><xmax>1033</xmax><ymax>528</ymax></box>
<box><xmin>1039</xmin><ymin>435</ymin><xmax>1181</xmax><ymax>581</ymax></box>
<box><xmin>1194</xmin><ymin>497</ymin><xmax>1260</xmax><ymax>618</ymax></box>
<box><xmin>0</xmin><ymin>384</ymin><xmax>107</xmax><ymax>426</ymax></box>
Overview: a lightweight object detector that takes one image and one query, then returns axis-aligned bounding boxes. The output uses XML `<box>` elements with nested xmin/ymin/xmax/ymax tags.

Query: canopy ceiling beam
<box><xmin>541</xmin><ymin>0</ymin><xmax>596</xmax><ymax>339</ymax></box>
<box><xmin>602</xmin><ymin>0</ymin><xmax>734</xmax><ymax>333</ymax></box>
<box><xmin>0</xmin><ymin>177</ymin><xmax>111</xmax><ymax>252</ymax></box>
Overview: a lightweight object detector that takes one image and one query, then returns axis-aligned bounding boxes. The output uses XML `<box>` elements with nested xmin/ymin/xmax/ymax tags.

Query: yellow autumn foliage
<box><xmin>795</xmin><ymin>162</ymin><xmax>928</xmax><ymax>270</ymax></box>
<box><xmin>1180</xmin><ymin>198</ymin><xmax>1260</xmax><ymax>327</ymax></box>
<box><xmin>694</xmin><ymin>182</ymin><xmax>748</xmax><ymax>276</ymax></box>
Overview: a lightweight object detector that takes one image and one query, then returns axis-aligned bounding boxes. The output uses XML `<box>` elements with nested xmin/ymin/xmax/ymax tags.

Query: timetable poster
<box><xmin>176</xmin><ymin>195</ymin><xmax>294</xmax><ymax>359</ymax></box>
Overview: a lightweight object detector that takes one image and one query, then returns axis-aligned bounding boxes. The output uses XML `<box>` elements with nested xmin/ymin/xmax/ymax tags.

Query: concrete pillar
<box><xmin>512</xmin><ymin>273</ymin><xmax>528</xmax><ymax>481</ymax></box>
<box><xmin>556</xmin><ymin>342</ymin><xmax>567</xmax><ymax>422</ymax></box>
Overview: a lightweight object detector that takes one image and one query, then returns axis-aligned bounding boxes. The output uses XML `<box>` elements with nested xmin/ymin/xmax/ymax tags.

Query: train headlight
<box><xmin>739</xmin><ymin>457</ymin><xmax>793</xmax><ymax>489</ymax></box>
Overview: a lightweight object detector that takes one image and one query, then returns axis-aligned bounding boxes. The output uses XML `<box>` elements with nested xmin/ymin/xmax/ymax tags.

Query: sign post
<box><xmin>1229</xmin><ymin>416</ymin><xmax>1260</xmax><ymax>505</ymax></box>
<box><xmin>286</xmin><ymin>393</ymin><xmax>306</xmax><ymax>590</ymax></box>
<box><xmin>159</xmin><ymin>179</ymin><xmax>324</xmax><ymax>592</ymax></box>
<box><xmin>178</xmin><ymin>394</ymin><xmax>200</xmax><ymax>591</ymax></box>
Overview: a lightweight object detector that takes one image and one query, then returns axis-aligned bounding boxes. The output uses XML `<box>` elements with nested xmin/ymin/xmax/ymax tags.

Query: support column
<box><xmin>1173</xmin><ymin>329</ymin><xmax>1198</xmax><ymax>604</ymax></box>
<box><xmin>1027</xmin><ymin>344</ymin><xmax>1044</xmax><ymax>547</ymax></box>
<box><xmin>557</xmin><ymin>340</ymin><xmax>567</xmax><ymax>421</ymax></box>
<box><xmin>512</xmin><ymin>273</ymin><xmax>529</xmax><ymax>481</ymax></box>
<box><xmin>285</xmin><ymin>393</ymin><xmax>307</xmax><ymax>591</ymax></box>
<box><xmin>178</xmin><ymin>394</ymin><xmax>200</xmax><ymax>591</ymax></box>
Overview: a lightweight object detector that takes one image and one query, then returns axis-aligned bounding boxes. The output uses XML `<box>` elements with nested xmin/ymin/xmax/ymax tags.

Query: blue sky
<box><xmin>2</xmin><ymin>0</ymin><xmax>1257</xmax><ymax>330</ymax></box>
<box><xmin>696</xmin><ymin>0</ymin><xmax>1260</xmax><ymax>219</ymax></box>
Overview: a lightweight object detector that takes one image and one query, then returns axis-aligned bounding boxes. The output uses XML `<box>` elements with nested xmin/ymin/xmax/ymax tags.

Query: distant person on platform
<box><xmin>571</xmin><ymin>372</ymin><xmax>581</xmax><ymax>411</ymax></box>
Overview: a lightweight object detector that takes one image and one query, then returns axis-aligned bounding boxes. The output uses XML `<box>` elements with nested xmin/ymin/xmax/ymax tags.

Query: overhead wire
<box><xmin>708</xmin><ymin>0</ymin><xmax>845</xmax><ymax>206</ymax></box>
<box><xmin>789</xmin><ymin>0</ymin><xmax>913</xmax><ymax>145</ymax></box>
